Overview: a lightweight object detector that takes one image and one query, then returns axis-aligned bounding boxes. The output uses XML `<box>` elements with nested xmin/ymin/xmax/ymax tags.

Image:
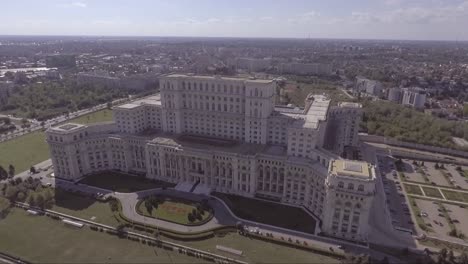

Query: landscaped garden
<box><xmin>213</xmin><ymin>192</ymin><xmax>316</xmax><ymax>234</ymax></box>
<box><xmin>137</xmin><ymin>196</ymin><xmax>213</xmax><ymax>225</ymax></box>
<box><xmin>78</xmin><ymin>171</ymin><xmax>175</xmax><ymax>192</ymax></box>
<box><xmin>441</xmin><ymin>190</ymin><xmax>468</xmax><ymax>203</ymax></box>
<box><xmin>422</xmin><ymin>187</ymin><xmax>443</xmax><ymax>199</ymax></box>
<box><xmin>404</xmin><ymin>184</ymin><xmax>423</xmax><ymax>196</ymax></box>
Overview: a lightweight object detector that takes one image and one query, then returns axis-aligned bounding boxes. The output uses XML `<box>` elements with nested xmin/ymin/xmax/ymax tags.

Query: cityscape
<box><xmin>1</xmin><ymin>1</ymin><xmax>468</xmax><ymax>264</ymax></box>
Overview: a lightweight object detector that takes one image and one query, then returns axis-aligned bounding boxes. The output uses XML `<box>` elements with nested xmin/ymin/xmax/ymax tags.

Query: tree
<box><xmin>5</xmin><ymin>186</ymin><xmax>18</xmax><ymax>202</ymax></box>
<box><xmin>187</xmin><ymin>213</ymin><xmax>194</xmax><ymax>223</ymax></box>
<box><xmin>30</xmin><ymin>166</ymin><xmax>37</xmax><ymax>174</ymax></box>
<box><xmin>16</xmin><ymin>191</ymin><xmax>26</xmax><ymax>202</ymax></box>
<box><xmin>435</xmin><ymin>163</ymin><xmax>440</xmax><ymax>169</ymax></box>
<box><xmin>144</xmin><ymin>199</ymin><xmax>153</xmax><ymax>215</ymax></box>
<box><xmin>106</xmin><ymin>102</ymin><xmax>113</xmax><ymax>109</ymax></box>
<box><xmin>36</xmin><ymin>194</ymin><xmax>45</xmax><ymax>209</ymax></box>
<box><xmin>109</xmin><ymin>198</ymin><xmax>119</xmax><ymax>212</ymax></box>
<box><xmin>27</xmin><ymin>195</ymin><xmax>36</xmax><ymax>207</ymax></box>
<box><xmin>44</xmin><ymin>190</ymin><xmax>54</xmax><ymax>209</ymax></box>
<box><xmin>0</xmin><ymin>166</ymin><xmax>7</xmax><ymax>180</ymax></box>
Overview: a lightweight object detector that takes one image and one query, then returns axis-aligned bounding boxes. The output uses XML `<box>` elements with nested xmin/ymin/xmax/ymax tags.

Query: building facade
<box><xmin>402</xmin><ymin>87</ymin><xmax>426</xmax><ymax>109</ymax></box>
<box><xmin>46</xmin><ymin>74</ymin><xmax>375</xmax><ymax>242</ymax></box>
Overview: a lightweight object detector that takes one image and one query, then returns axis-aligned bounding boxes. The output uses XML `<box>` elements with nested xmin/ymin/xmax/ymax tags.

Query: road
<box><xmin>360</xmin><ymin>142</ymin><xmax>417</xmax><ymax>249</ymax></box>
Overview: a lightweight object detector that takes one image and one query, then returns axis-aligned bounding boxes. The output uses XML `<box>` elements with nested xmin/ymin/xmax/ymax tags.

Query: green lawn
<box><xmin>214</xmin><ymin>193</ymin><xmax>316</xmax><ymax>234</ymax></box>
<box><xmin>79</xmin><ymin>171</ymin><xmax>175</xmax><ymax>192</ymax></box>
<box><xmin>0</xmin><ymin>131</ymin><xmax>48</xmax><ymax>173</ymax></box>
<box><xmin>422</xmin><ymin>187</ymin><xmax>443</xmax><ymax>199</ymax></box>
<box><xmin>179</xmin><ymin>233</ymin><xmax>340</xmax><ymax>264</ymax></box>
<box><xmin>0</xmin><ymin>109</ymin><xmax>114</xmax><ymax>174</ymax></box>
<box><xmin>404</xmin><ymin>184</ymin><xmax>423</xmax><ymax>196</ymax></box>
<box><xmin>137</xmin><ymin>199</ymin><xmax>212</xmax><ymax>225</ymax></box>
<box><xmin>441</xmin><ymin>190</ymin><xmax>468</xmax><ymax>203</ymax></box>
<box><xmin>0</xmin><ymin>209</ymin><xmax>200</xmax><ymax>263</ymax></box>
<box><xmin>68</xmin><ymin>109</ymin><xmax>113</xmax><ymax>124</ymax></box>
<box><xmin>52</xmin><ymin>189</ymin><xmax>120</xmax><ymax>227</ymax></box>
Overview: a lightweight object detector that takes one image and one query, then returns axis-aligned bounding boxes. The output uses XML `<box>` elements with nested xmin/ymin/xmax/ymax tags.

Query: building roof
<box><xmin>330</xmin><ymin>160</ymin><xmax>373</xmax><ymax>180</ymax></box>
<box><xmin>163</xmin><ymin>74</ymin><xmax>273</xmax><ymax>84</ymax></box>
<box><xmin>115</xmin><ymin>94</ymin><xmax>162</xmax><ymax>110</ymax></box>
<box><xmin>279</xmin><ymin>95</ymin><xmax>330</xmax><ymax>130</ymax></box>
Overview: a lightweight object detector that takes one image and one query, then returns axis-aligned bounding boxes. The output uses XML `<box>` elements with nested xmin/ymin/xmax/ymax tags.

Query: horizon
<box><xmin>1</xmin><ymin>34</ymin><xmax>468</xmax><ymax>43</ymax></box>
<box><xmin>2</xmin><ymin>0</ymin><xmax>468</xmax><ymax>41</ymax></box>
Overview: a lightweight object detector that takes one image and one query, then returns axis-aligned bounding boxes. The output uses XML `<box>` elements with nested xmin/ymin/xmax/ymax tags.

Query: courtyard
<box><xmin>78</xmin><ymin>171</ymin><xmax>175</xmax><ymax>192</ymax></box>
<box><xmin>213</xmin><ymin>192</ymin><xmax>317</xmax><ymax>234</ymax></box>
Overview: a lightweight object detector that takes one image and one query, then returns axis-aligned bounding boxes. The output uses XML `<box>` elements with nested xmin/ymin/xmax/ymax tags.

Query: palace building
<box><xmin>46</xmin><ymin>74</ymin><xmax>376</xmax><ymax>242</ymax></box>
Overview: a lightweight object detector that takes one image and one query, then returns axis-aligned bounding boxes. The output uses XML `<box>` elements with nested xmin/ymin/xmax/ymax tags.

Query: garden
<box><xmin>137</xmin><ymin>196</ymin><xmax>213</xmax><ymax>226</ymax></box>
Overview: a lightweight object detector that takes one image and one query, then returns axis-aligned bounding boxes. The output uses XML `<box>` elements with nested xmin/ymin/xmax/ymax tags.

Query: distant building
<box><xmin>0</xmin><ymin>81</ymin><xmax>14</xmax><ymax>105</ymax></box>
<box><xmin>46</xmin><ymin>54</ymin><xmax>76</xmax><ymax>68</ymax></box>
<box><xmin>279</xmin><ymin>63</ymin><xmax>333</xmax><ymax>76</ymax></box>
<box><xmin>77</xmin><ymin>71</ymin><xmax>121</xmax><ymax>88</ymax></box>
<box><xmin>387</xmin><ymin>87</ymin><xmax>402</xmax><ymax>103</ymax></box>
<box><xmin>402</xmin><ymin>87</ymin><xmax>426</xmax><ymax>109</ymax></box>
<box><xmin>229</xmin><ymin>58</ymin><xmax>272</xmax><ymax>72</ymax></box>
<box><xmin>354</xmin><ymin>77</ymin><xmax>382</xmax><ymax>97</ymax></box>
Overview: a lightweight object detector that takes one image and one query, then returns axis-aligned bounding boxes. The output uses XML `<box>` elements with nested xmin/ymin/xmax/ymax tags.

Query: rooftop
<box><xmin>115</xmin><ymin>94</ymin><xmax>162</xmax><ymax>109</ymax></box>
<box><xmin>49</xmin><ymin>123</ymin><xmax>86</xmax><ymax>133</ymax></box>
<box><xmin>338</xmin><ymin>102</ymin><xmax>362</xmax><ymax>108</ymax></box>
<box><xmin>163</xmin><ymin>74</ymin><xmax>273</xmax><ymax>84</ymax></box>
<box><xmin>280</xmin><ymin>95</ymin><xmax>330</xmax><ymax>129</ymax></box>
<box><xmin>330</xmin><ymin>160</ymin><xmax>373</xmax><ymax>180</ymax></box>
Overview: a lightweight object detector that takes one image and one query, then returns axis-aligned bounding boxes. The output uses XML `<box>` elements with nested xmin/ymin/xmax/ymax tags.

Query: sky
<box><xmin>1</xmin><ymin>0</ymin><xmax>468</xmax><ymax>41</ymax></box>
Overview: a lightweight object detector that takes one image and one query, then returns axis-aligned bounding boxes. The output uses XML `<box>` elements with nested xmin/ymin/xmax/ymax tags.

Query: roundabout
<box><xmin>136</xmin><ymin>196</ymin><xmax>214</xmax><ymax>226</ymax></box>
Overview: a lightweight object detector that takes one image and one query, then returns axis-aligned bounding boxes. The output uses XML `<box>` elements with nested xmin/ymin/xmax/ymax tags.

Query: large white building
<box><xmin>402</xmin><ymin>87</ymin><xmax>426</xmax><ymax>109</ymax></box>
<box><xmin>46</xmin><ymin>74</ymin><xmax>375</xmax><ymax>242</ymax></box>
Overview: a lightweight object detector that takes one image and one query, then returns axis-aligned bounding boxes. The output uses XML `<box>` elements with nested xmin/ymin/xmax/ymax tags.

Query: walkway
<box><xmin>403</xmin><ymin>182</ymin><xmax>468</xmax><ymax>205</ymax></box>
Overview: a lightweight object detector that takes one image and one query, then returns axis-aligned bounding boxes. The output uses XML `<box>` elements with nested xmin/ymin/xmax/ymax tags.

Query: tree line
<box><xmin>361</xmin><ymin>100</ymin><xmax>468</xmax><ymax>150</ymax></box>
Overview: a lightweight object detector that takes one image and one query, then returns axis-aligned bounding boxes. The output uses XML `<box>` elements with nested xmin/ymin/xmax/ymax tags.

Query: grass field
<box><xmin>137</xmin><ymin>199</ymin><xmax>211</xmax><ymax>225</ymax></box>
<box><xmin>441</xmin><ymin>190</ymin><xmax>468</xmax><ymax>203</ymax></box>
<box><xmin>214</xmin><ymin>193</ymin><xmax>316</xmax><ymax>234</ymax></box>
<box><xmin>68</xmin><ymin>109</ymin><xmax>113</xmax><ymax>124</ymax></box>
<box><xmin>0</xmin><ymin>109</ymin><xmax>114</xmax><ymax>174</ymax></box>
<box><xmin>404</xmin><ymin>184</ymin><xmax>423</xmax><ymax>196</ymax></box>
<box><xmin>179</xmin><ymin>233</ymin><xmax>340</xmax><ymax>264</ymax></box>
<box><xmin>422</xmin><ymin>187</ymin><xmax>443</xmax><ymax>199</ymax></box>
<box><xmin>52</xmin><ymin>189</ymin><xmax>120</xmax><ymax>227</ymax></box>
<box><xmin>0</xmin><ymin>209</ymin><xmax>199</xmax><ymax>263</ymax></box>
<box><xmin>79</xmin><ymin>171</ymin><xmax>175</xmax><ymax>192</ymax></box>
<box><xmin>0</xmin><ymin>131</ymin><xmax>48</xmax><ymax>174</ymax></box>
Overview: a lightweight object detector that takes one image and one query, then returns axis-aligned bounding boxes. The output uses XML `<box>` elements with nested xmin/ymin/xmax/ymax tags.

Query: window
<box><xmin>358</xmin><ymin>185</ymin><xmax>364</xmax><ymax>191</ymax></box>
<box><xmin>348</xmin><ymin>183</ymin><xmax>354</xmax><ymax>190</ymax></box>
<box><xmin>338</xmin><ymin>182</ymin><xmax>344</xmax><ymax>188</ymax></box>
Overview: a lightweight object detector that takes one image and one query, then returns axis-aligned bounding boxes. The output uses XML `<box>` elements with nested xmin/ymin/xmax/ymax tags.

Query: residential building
<box><xmin>402</xmin><ymin>87</ymin><xmax>426</xmax><ymax>109</ymax></box>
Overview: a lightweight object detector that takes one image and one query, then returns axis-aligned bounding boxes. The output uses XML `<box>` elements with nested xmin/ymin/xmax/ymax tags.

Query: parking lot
<box><xmin>446</xmin><ymin>204</ymin><xmax>468</xmax><ymax>237</ymax></box>
<box><xmin>376</xmin><ymin>155</ymin><xmax>415</xmax><ymax>232</ymax></box>
<box><xmin>446</xmin><ymin>165</ymin><xmax>468</xmax><ymax>190</ymax></box>
<box><xmin>398</xmin><ymin>160</ymin><xmax>427</xmax><ymax>184</ymax></box>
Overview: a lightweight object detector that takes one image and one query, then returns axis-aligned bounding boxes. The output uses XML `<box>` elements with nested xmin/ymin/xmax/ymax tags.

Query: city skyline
<box><xmin>2</xmin><ymin>0</ymin><xmax>468</xmax><ymax>41</ymax></box>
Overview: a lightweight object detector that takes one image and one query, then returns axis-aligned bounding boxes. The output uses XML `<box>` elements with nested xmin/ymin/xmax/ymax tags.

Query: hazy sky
<box><xmin>2</xmin><ymin>0</ymin><xmax>468</xmax><ymax>40</ymax></box>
